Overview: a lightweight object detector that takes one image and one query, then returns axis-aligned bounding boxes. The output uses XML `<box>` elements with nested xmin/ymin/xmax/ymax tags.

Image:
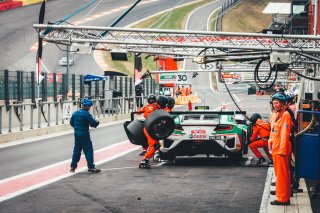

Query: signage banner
<box><xmin>159</xmin><ymin>73</ymin><xmax>188</xmax><ymax>84</ymax></box>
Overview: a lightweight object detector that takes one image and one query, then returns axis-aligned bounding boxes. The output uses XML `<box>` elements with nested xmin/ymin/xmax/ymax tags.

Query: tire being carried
<box><xmin>144</xmin><ymin>110</ymin><xmax>175</xmax><ymax>140</ymax></box>
<box><xmin>124</xmin><ymin>120</ymin><xmax>148</xmax><ymax>147</ymax></box>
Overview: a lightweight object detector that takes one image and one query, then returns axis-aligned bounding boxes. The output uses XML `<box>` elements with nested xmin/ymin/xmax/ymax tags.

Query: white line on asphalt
<box><xmin>0</xmin><ymin>141</ymin><xmax>131</xmax><ymax>184</ymax></box>
<box><xmin>100</xmin><ymin>166</ymin><xmax>138</xmax><ymax>171</ymax></box>
<box><xmin>154</xmin><ymin>162</ymin><xmax>166</xmax><ymax>166</ymax></box>
<box><xmin>245</xmin><ymin>156</ymin><xmax>253</xmax><ymax>166</ymax></box>
<box><xmin>0</xmin><ymin>143</ymin><xmax>138</xmax><ymax>202</ymax></box>
<box><xmin>207</xmin><ymin>6</ymin><xmax>222</xmax><ymax>93</ymax></box>
<box><xmin>259</xmin><ymin>167</ymin><xmax>273</xmax><ymax>213</ymax></box>
<box><xmin>232</xmin><ymin>94</ymin><xmax>241</xmax><ymax>102</ymax></box>
<box><xmin>183</xmin><ymin>1</ymin><xmax>216</xmax><ymax>70</ymax></box>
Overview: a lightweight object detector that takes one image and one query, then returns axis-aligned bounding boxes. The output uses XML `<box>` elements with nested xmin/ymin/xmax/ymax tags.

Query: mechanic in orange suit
<box><xmin>154</xmin><ymin>96</ymin><xmax>175</xmax><ymax>161</ymax></box>
<box><xmin>139</xmin><ymin>96</ymin><xmax>168</xmax><ymax>167</ymax></box>
<box><xmin>268</xmin><ymin>93</ymin><xmax>293</xmax><ymax>206</ymax></box>
<box><xmin>164</xmin><ymin>97</ymin><xmax>175</xmax><ymax>112</ymax></box>
<box><xmin>185</xmin><ymin>87</ymin><xmax>190</xmax><ymax>96</ymax></box>
<box><xmin>248</xmin><ymin>113</ymin><xmax>272</xmax><ymax>165</ymax></box>
<box><xmin>136</xmin><ymin>94</ymin><xmax>159</xmax><ymax>156</ymax></box>
<box><xmin>180</xmin><ymin>85</ymin><xmax>186</xmax><ymax>96</ymax></box>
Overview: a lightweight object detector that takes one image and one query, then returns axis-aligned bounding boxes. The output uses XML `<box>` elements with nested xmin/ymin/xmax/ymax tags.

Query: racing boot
<box><xmin>139</xmin><ymin>150</ymin><xmax>147</xmax><ymax>156</ymax></box>
<box><xmin>256</xmin><ymin>157</ymin><xmax>266</xmax><ymax>165</ymax></box>
<box><xmin>139</xmin><ymin>158</ymin><xmax>150</xmax><ymax>168</ymax></box>
<box><xmin>88</xmin><ymin>167</ymin><xmax>101</xmax><ymax>173</ymax></box>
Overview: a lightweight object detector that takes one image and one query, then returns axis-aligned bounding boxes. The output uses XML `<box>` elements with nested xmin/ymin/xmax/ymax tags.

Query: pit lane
<box><xmin>0</xmin><ymin>149</ymin><xmax>269</xmax><ymax>213</ymax></box>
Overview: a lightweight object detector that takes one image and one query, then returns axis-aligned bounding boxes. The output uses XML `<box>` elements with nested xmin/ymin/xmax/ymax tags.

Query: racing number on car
<box><xmin>177</xmin><ymin>74</ymin><xmax>187</xmax><ymax>82</ymax></box>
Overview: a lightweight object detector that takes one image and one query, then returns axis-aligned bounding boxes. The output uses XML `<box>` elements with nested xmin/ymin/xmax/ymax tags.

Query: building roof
<box><xmin>262</xmin><ymin>2</ymin><xmax>291</xmax><ymax>14</ymax></box>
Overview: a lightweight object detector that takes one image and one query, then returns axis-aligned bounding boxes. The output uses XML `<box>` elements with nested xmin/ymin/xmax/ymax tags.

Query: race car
<box><xmin>124</xmin><ymin>110</ymin><xmax>250</xmax><ymax>162</ymax></box>
<box><xmin>159</xmin><ymin>110</ymin><xmax>250</xmax><ymax>161</ymax></box>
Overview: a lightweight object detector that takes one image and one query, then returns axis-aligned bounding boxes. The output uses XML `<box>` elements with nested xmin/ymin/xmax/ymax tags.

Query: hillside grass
<box><xmin>104</xmin><ymin>0</ymin><xmax>213</xmax><ymax>76</ymax></box>
<box><xmin>222</xmin><ymin>0</ymin><xmax>289</xmax><ymax>32</ymax></box>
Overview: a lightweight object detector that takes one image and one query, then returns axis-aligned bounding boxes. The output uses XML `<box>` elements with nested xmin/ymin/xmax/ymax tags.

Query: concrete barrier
<box><xmin>0</xmin><ymin>0</ymin><xmax>42</xmax><ymax>12</ymax></box>
<box><xmin>20</xmin><ymin>0</ymin><xmax>43</xmax><ymax>6</ymax></box>
<box><xmin>0</xmin><ymin>1</ymin><xmax>23</xmax><ymax>11</ymax></box>
<box><xmin>175</xmin><ymin>95</ymin><xmax>200</xmax><ymax>105</ymax></box>
<box><xmin>0</xmin><ymin>113</ymin><xmax>130</xmax><ymax>144</ymax></box>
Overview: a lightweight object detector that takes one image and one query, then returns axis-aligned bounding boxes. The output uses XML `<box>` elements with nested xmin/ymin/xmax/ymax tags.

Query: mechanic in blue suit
<box><xmin>70</xmin><ymin>98</ymin><xmax>101</xmax><ymax>173</ymax></box>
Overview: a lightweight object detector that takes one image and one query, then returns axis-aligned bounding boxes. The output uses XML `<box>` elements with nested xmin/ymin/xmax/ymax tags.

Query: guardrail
<box><xmin>0</xmin><ymin>95</ymin><xmax>147</xmax><ymax>135</ymax></box>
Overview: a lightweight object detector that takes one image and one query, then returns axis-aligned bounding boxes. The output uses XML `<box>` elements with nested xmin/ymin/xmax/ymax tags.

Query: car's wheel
<box><xmin>229</xmin><ymin>151</ymin><xmax>243</xmax><ymax>162</ymax></box>
<box><xmin>144</xmin><ymin>110</ymin><xmax>175</xmax><ymax>140</ymax></box>
<box><xmin>242</xmin><ymin>131</ymin><xmax>249</xmax><ymax>155</ymax></box>
<box><xmin>159</xmin><ymin>151</ymin><xmax>175</xmax><ymax>162</ymax></box>
<box><xmin>124</xmin><ymin>120</ymin><xmax>147</xmax><ymax>147</ymax></box>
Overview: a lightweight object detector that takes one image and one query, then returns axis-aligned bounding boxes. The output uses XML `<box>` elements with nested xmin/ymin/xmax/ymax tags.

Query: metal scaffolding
<box><xmin>33</xmin><ymin>25</ymin><xmax>320</xmax><ymax>56</ymax></box>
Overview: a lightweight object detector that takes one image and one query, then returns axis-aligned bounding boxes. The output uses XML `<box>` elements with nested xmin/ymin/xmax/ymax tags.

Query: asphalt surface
<box><xmin>0</xmin><ymin>148</ymin><xmax>269</xmax><ymax>213</ymax></box>
<box><xmin>0</xmin><ymin>122</ymin><xmax>126</xmax><ymax>180</ymax></box>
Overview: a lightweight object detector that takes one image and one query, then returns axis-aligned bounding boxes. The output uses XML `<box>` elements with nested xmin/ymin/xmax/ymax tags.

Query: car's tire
<box><xmin>242</xmin><ymin>131</ymin><xmax>249</xmax><ymax>155</ymax></box>
<box><xmin>144</xmin><ymin>110</ymin><xmax>175</xmax><ymax>140</ymax></box>
<box><xmin>229</xmin><ymin>151</ymin><xmax>243</xmax><ymax>162</ymax></box>
<box><xmin>124</xmin><ymin>120</ymin><xmax>147</xmax><ymax>147</ymax></box>
<box><xmin>159</xmin><ymin>151</ymin><xmax>175</xmax><ymax>161</ymax></box>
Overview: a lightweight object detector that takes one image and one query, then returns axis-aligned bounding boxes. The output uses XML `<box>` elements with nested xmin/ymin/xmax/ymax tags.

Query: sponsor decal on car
<box><xmin>190</xmin><ymin>130</ymin><xmax>207</xmax><ymax>139</ymax></box>
<box><xmin>209</xmin><ymin>135</ymin><xmax>221</xmax><ymax>140</ymax></box>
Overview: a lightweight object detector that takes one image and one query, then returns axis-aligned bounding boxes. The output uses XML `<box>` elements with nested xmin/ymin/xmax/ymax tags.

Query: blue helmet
<box><xmin>271</xmin><ymin>93</ymin><xmax>286</xmax><ymax>102</ymax></box>
<box><xmin>81</xmin><ymin>98</ymin><xmax>93</xmax><ymax>107</ymax></box>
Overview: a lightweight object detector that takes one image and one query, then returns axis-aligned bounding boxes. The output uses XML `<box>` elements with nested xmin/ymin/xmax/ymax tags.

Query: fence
<box><xmin>215</xmin><ymin>0</ymin><xmax>242</xmax><ymax>31</ymax></box>
<box><xmin>0</xmin><ymin>69</ymin><xmax>157</xmax><ymax>135</ymax></box>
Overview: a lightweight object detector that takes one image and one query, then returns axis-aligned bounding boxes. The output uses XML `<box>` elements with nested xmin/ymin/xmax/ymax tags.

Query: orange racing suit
<box><xmin>164</xmin><ymin>106</ymin><xmax>173</xmax><ymax>112</ymax></box>
<box><xmin>249</xmin><ymin>119</ymin><xmax>272</xmax><ymax>160</ymax></box>
<box><xmin>137</xmin><ymin>103</ymin><xmax>159</xmax><ymax>153</ymax></box>
<box><xmin>268</xmin><ymin>106</ymin><xmax>293</xmax><ymax>202</ymax></box>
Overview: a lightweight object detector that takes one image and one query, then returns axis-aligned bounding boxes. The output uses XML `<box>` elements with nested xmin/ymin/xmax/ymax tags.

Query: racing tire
<box><xmin>242</xmin><ymin>131</ymin><xmax>249</xmax><ymax>155</ymax></box>
<box><xmin>144</xmin><ymin>110</ymin><xmax>175</xmax><ymax>140</ymax></box>
<box><xmin>159</xmin><ymin>150</ymin><xmax>175</xmax><ymax>161</ymax></box>
<box><xmin>124</xmin><ymin>120</ymin><xmax>148</xmax><ymax>147</ymax></box>
<box><xmin>228</xmin><ymin>152</ymin><xmax>243</xmax><ymax>162</ymax></box>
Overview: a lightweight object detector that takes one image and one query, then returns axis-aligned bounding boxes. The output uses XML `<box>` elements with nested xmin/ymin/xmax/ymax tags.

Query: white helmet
<box><xmin>164</xmin><ymin>91</ymin><xmax>171</xmax><ymax>96</ymax></box>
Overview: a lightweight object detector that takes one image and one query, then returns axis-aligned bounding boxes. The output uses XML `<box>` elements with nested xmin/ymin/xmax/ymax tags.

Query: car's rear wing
<box><xmin>169</xmin><ymin>111</ymin><xmax>246</xmax><ymax>115</ymax></box>
<box><xmin>130</xmin><ymin>110</ymin><xmax>246</xmax><ymax>121</ymax></box>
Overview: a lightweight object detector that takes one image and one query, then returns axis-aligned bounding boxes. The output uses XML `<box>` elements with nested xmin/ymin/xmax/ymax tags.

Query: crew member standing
<box><xmin>269</xmin><ymin>93</ymin><xmax>293</xmax><ymax>206</ymax></box>
<box><xmin>180</xmin><ymin>85</ymin><xmax>186</xmax><ymax>96</ymax></box>
<box><xmin>136</xmin><ymin>94</ymin><xmax>159</xmax><ymax>156</ymax></box>
<box><xmin>248</xmin><ymin>113</ymin><xmax>272</xmax><ymax>165</ymax></box>
<box><xmin>70</xmin><ymin>98</ymin><xmax>101</xmax><ymax>173</ymax></box>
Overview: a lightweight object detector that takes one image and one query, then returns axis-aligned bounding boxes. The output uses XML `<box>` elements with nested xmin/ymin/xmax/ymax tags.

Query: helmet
<box><xmin>81</xmin><ymin>98</ymin><xmax>93</xmax><ymax>107</ymax></box>
<box><xmin>147</xmin><ymin>94</ymin><xmax>157</xmax><ymax>104</ymax></box>
<box><xmin>275</xmin><ymin>87</ymin><xmax>285</xmax><ymax>93</ymax></box>
<box><xmin>167</xmin><ymin>97</ymin><xmax>175</xmax><ymax>109</ymax></box>
<box><xmin>286</xmin><ymin>93</ymin><xmax>294</xmax><ymax>102</ymax></box>
<box><xmin>164</xmin><ymin>91</ymin><xmax>171</xmax><ymax>96</ymax></box>
<box><xmin>249</xmin><ymin>113</ymin><xmax>261</xmax><ymax>124</ymax></box>
<box><xmin>271</xmin><ymin>92</ymin><xmax>286</xmax><ymax>102</ymax></box>
<box><xmin>157</xmin><ymin>96</ymin><xmax>168</xmax><ymax>109</ymax></box>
